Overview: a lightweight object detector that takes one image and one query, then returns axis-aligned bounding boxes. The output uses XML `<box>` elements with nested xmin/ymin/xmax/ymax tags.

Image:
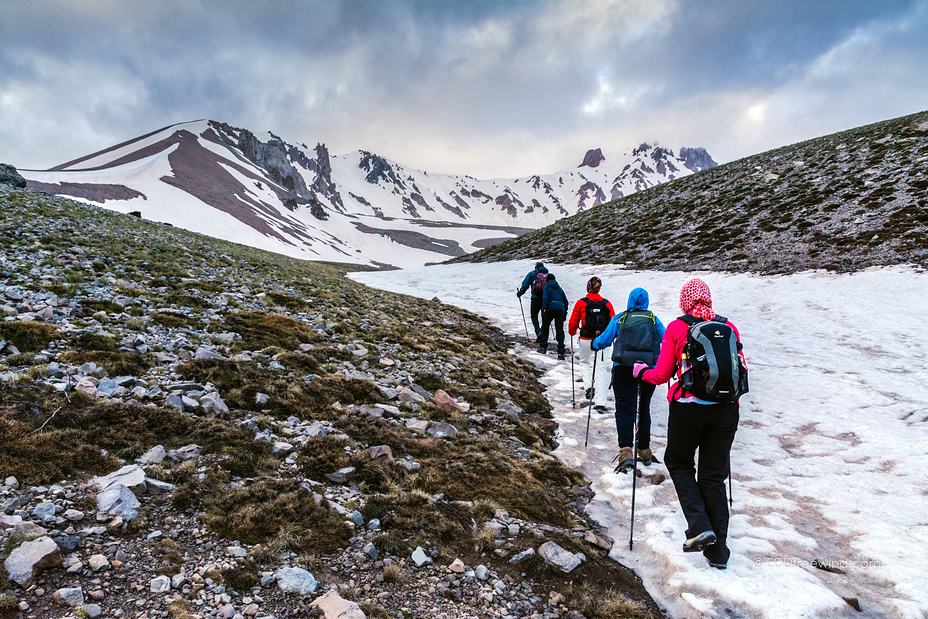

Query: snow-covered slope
<box><xmin>19</xmin><ymin>120</ymin><xmax>715</xmax><ymax>268</ymax></box>
<box><xmin>350</xmin><ymin>261</ymin><xmax>928</xmax><ymax>619</ymax></box>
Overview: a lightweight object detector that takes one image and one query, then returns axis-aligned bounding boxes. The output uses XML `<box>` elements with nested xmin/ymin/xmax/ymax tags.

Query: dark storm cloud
<box><xmin>1</xmin><ymin>0</ymin><xmax>926</xmax><ymax>177</ymax></box>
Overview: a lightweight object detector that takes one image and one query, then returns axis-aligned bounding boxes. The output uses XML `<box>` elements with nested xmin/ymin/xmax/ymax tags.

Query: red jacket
<box><xmin>568</xmin><ymin>294</ymin><xmax>616</xmax><ymax>339</ymax></box>
<box><xmin>641</xmin><ymin>314</ymin><xmax>746</xmax><ymax>402</ymax></box>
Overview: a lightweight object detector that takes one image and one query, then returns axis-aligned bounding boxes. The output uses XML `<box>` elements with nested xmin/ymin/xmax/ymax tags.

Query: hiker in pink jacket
<box><xmin>633</xmin><ymin>278</ymin><xmax>746</xmax><ymax>570</ymax></box>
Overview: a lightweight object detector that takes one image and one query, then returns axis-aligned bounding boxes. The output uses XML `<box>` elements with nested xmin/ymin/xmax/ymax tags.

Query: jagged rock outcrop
<box><xmin>678</xmin><ymin>146</ymin><xmax>718</xmax><ymax>173</ymax></box>
<box><xmin>580</xmin><ymin>148</ymin><xmax>605</xmax><ymax>168</ymax></box>
<box><xmin>0</xmin><ymin>164</ymin><xmax>27</xmax><ymax>188</ymax></box>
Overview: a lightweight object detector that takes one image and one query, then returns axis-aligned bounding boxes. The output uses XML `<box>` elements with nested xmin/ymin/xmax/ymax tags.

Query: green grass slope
<box><xmin>452</xmin><ymin>110</ymin><xmax>928</xmax><ymax>274</ymax></box>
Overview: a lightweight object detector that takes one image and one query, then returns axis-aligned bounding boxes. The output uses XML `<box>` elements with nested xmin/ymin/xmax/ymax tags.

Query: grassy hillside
<box><xmin>0</xmin><ymin>186</ymin><xmax>662</xmax><ymax>619</ymax></box>
<box><xmin>452</xmin><ymin>110</ymin><xmax>928</xmax><ymax>274</ymax></box>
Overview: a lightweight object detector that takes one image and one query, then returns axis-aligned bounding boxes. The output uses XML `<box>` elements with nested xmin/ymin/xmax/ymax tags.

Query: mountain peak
<box><xmin>579</xmin><ymin>148</ymin><xmax>605</xmax><ymax>168</ymax></box>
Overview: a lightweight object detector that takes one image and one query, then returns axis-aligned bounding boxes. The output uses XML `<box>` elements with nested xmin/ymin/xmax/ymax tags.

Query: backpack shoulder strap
<box><xmin>713</xmin><ymin>315</ymin><xmax>728</xmax><ymax>324</ymax></box>
<box><xmin>678</xmin><ymin>314</ymin><xmax>698</xmax><ymax>326</ymax></box>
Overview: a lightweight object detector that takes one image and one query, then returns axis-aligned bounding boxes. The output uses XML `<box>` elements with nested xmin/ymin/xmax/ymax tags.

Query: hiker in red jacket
<box><xmin>568</xmin><ymin>277</ymin><xmax>615</xmax><ymax>411</ymax></box>
<box><xmin>633</xmin><ymin>277</ymin><xmax>746</xmax><ymax>570</ymax></box>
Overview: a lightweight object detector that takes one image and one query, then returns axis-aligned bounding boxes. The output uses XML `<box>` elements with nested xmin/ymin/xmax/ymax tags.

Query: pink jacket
<box><xmin>641</xmin><ymin>314</ymin><xmax>745</xmax><ymax>402</ymax></box>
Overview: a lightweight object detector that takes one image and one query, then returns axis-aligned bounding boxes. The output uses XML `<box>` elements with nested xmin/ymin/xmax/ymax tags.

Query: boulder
<box><xmin>199</xmin><ymin>392</ymin><xmax>229</xmax><ymax>417</ymax></box>
<box><xmin>411</xmin><ymin>546</ymin><xmax>432</xmax><ymax>567</ymax></box>
<box><xmin>396</xmin><ymin>387</ymin><xmax>425</xmax><ymax>403</ymax></box>
<box><xmin>168</xmin><ymin>444</ymin><xmax>202</xmax><ymax>461</ymax></box>
<box><xmin>326</xmin><ymin>467</ymin><xmax>355</xmax><ymax>484</ymax></box>
<box><xmin>95</xmin><ymin>483</ymin><xmax>140</xmax><ymax>520</ymax></box>
<box><xmin>431</xmin><ymin>389</ymin><xmax>465</xmax><ymax>413</ymax></box>
<box><xmin>150</xmin><ymin>575</ymin><xmax>171</xmax><ymax>593</ymax></box>
<box><xmin>4</xmin><ymin>536</ymin><xmax>61</xmax><ymax>586</ymax></box>
<box><xmin>274</xmin><ymin>567</ymin><xmax>319</xmax><ymax>595</ymax></box>
<box><xmin>309</xmin><ymin>589</ymin><xmax>366</xmax><ymax>619</ymax></box>
<box><xmin>52</xmin><ymin>587</ymin><xmax>84</xmax><ymax>607</ymax></box>
<box><xmin>10</xmin><ymin>521</ymin><xmax>48</xmax><ymax>545</ymax></box>
<box><xmin>0</xmin><ymin>164</ymin><xmax>27</xmax><ymax>188</ymax></box>
<box><xmin>538</xmin><ymin>541</ymin><xmax>584</xmax><ymax>573</ymax></box>
<box><xmin>92</xmin><ymin>465</ymin><xmax>147</xmax><ymax>494</ymax></box>
<box><xmin>427</xmin><ymin>422</ymin><xmax>458</xmax><ymax>438</ymax></box>
<box><xmin>368</xmin><ymin>445</ymin><xmax>394</xmax><ymax>464</ymax></box>
<box><xmin>136</xmin><ymin>445</ymin><xmax>166</xmax><ymax>465</ymax></box>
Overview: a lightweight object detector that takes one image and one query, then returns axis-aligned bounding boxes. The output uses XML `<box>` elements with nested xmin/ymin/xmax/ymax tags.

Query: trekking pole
<box><xmin>570</xmin><ymin>336</ymin><xmax>576</xmax><ymax>408</ymax></box>
<box><xmin>518</xmin><ymin>291</ymin><xmax>530</xmax><ymax>341</ymax></box>
<box><xmin>729</xmin><ymin>459</ymin><xmax>734</xmax><ymax>507</ymax></box>
<box><xmin>584</xmin><ymin>352</ymin><xmax>598</xmax><ymax>449</ymax></box>
<box><xmin>630</xmin><ymin>380</ymin><xmax>641</xmax><ymax>551</ymax></box>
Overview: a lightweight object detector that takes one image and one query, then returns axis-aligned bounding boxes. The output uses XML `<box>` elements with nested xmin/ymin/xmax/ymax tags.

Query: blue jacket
<box><xmin>541</xmin><ymin>278</ymin><xmax>569</xmax><ymax>314</ymax></box>
<box><xmin>592</xmin><ymin>287</ymin><xmax>666</xmax><ymax>366</ymax></box>
<box><xmin>518</xmin><ymin>266</ymin><xmax>549</xmax><ymax>299</ymax></box>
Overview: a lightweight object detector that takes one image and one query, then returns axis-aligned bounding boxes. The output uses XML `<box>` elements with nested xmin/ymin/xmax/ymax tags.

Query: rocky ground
<box><xmin>0</xmin><ymin>185</ymin><xmax>664</xmax><ymax>619</ymax></box>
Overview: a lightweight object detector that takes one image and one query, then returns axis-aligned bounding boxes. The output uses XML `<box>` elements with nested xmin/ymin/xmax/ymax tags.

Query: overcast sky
<box><xmin>2</xmin><ymin>0</ymin><xmax>927</xmax><ymax>179</ymax></box>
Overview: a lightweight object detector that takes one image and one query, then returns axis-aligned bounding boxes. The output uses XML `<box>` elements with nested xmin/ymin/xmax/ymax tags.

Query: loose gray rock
<box><xmin>95</xmin><ymin>483</ymin><xmax>140</xmax><ymax>520</ymax></box>
<box><xmin>52</xmin><ymin>587</ymin><xmax>84</xmax><ymax>607</ymax></box>
<box><xmin>199</xmin><ymin>392</ymin><xmax>229</xmax><ymax>416</ymax></box>
<box><xmin>326</xmin><ymin>467</ymin><xmax>355</xmax><ymax>484</ymax></box>
<box><xmin>509</xmin><ymin>548</ymin><xmax>535</xmax><ymax>564</ymax></box>
<box><xmin>427</xmin><ymin>422</ymin><xmax>458</xmax><ymax>438</ymax></box>
<box><xmin>168</xmin><ymin>444</ymin><xmax>202</xmax><ymax>461</ymax></box>
<box><xmin>411</xmin><ymin>546</ymin><xmax>432</xmax><ymax>567</ymax></box>
<box><xmin>4</xmin><ymin>536</ymin><xmax>61</xmax><ymax>586</ymax></box>
<box><xmin>136</xmin><ymin>445</ymin><xmax>166</xmax><ymax>465</ymax></box>
<box><xmin>538</xmin><ymin>541</ymin><xmax>584</xmax><ymax>573</ymax></box>
<box><xmin>92</xmin><ymin>465</ymin><xmax>147</xmax><ymax>494</ymax></box>
<box><xmin>150</xmin><ymin>575</ymin><xmax>171</xmax><ymax>593</ymax></box>
<box><xmin>274</xmin><ymin>567</ymin><xmax>319</xmax><ymax>595</ymax></box>
<box><xmin>10</xmin><ymin>521</ymin><xmax>48</xmax><ymax>545</ymax></box>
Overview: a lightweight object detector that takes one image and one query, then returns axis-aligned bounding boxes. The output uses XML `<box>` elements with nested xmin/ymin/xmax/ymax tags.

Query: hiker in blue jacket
<box><xmin>593</xmin><ymin>287</ymin><xmax>665</xmax><ymax>472</ymax></box>
<box><xmin>516</xmin><ymin>261</ymin><xmax>549</xmax><ymax>340</ymax></box>
<box><xmin>538</xmin><ymin>273</ymin><xmax>569</xmax><ymax>360</ymax></box>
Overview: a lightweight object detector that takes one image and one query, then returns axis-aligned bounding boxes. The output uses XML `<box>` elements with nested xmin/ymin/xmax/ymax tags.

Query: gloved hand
<box><xmin>633</xmin><ymin>363</ymin><xmax>650</xmax><ymax>380</ymax></box>
<box><xmin>516</xmin><ymin>289</ymin><xmax>523</xmax><ymax>298</ymax></box>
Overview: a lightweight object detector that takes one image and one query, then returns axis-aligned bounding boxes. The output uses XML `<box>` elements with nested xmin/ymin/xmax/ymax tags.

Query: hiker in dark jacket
<box><xmin>592</xmin><ymin>287</ymin><xmax>665</xmax><ymax>473</ymax></box>
<box><xmin>538</xmin><ymin>273</ymin><xmax>569</xmax><ymax>359</ymax></box>
<box><xmin>516</xmin><ymin>261</ymin><xmax>549</xmax><ymax>340</ymax></box>
<box><xmin>634</xmin><ymin>277</ymin><xmax>745</xmax><ymax>570</ymax></box>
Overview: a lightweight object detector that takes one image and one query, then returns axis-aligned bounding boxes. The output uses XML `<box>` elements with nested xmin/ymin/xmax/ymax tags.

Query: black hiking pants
<box><xmin>530</xmin><ymin>296</ymin><xmax>543</xmax><ymax>338</ymax></box>
<box><xmin>538</xmin><ymin>309</ymin><xmax>566</xmax><ymax>355</ymax></box>
<box><xmin>613</xmin><ymin>365</ymin><xmax>656</xmax><ymax>448</ymax></box>
<box><xmin>664</xmin><ymin>400</ymin><xmax>739</xmax><ymax>565</ymax></box>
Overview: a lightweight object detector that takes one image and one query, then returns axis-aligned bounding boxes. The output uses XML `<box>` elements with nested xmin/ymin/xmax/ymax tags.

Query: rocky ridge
<box><xmin>0</xmin><ymin>185</ymin><xmax>663</xmax><ymax>619</ymax></box>
<box><xmin>453</xmin><ymin>110</ymin><xmax>928</xmax><ymax>274</ymax></box>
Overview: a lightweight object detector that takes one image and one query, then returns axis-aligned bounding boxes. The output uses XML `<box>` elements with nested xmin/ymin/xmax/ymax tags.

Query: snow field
<box><xmin>349</xmin><ymin>262</ymin><xmax>928</xmax><ymax>619</ymax></box>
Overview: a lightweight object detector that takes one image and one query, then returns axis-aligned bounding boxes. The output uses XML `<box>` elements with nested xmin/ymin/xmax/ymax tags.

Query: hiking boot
<box><xmin>637</xmin><ymin>448</ymin><xmax>653</xmax><ymax>466</ymax></box>
<box><xmin>708</xmin><ymin>561</ymin><xmax>728</xmax><ymax>570</ymax></box>
<box><xmin>682</xmin><ymin>531</ymin><xmax>717</xmax><ymax>553</ymax></box>
<box><xmin>537</xmin><ymin>346</ymin><xmax>547</xmax><ymax>354</ymax></box>
<box><xmin>557</xmin><ymin>352</ymin><xmax>566</xmax><ymax>360</ymax></box>
<box><xmin>613</xmin><ymin>447</ymin><xmax>635</xmax><ymax>474</ymax></box>
<box><xmin>584</xmin><ymin>387</ymin><xmax>593</xmax><ymax>400</ymax></box>
<box><xmin>594</xmin><ymin>405</ymin><xmax>609</xmax><ymax>414</ymax></box>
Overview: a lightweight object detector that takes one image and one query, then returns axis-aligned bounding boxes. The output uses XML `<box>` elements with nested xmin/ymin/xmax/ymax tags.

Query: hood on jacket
<box><xmin>535</xmin><ymin>265</ymin><xmax>549</xmax><ymax>274</ymax></box>
<box><xmin>626</xmin><ymin>287</ymin><xmax>649</xmax><ymax>311</ymax></box>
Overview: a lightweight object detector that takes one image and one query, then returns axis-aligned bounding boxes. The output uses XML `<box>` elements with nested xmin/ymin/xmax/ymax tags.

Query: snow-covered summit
<box><xmin>19</xmin><ymin>120</ymin><xmax>715</xmax><ymax>268</ymax></box>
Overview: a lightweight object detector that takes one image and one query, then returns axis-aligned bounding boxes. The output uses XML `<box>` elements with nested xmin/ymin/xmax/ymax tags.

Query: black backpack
<box><xmin>677</xmin><ymin>314</ymin><xmax>749</xmax><ymax>402</ymax></box>
<box><xmin>579</xmin><ymin>298</ymin><xmax>611</xmax><ymax>338</ymax></box>
<box><xmin>611</xmin><ymin>310</ymin><xmax>660</xmax><ymax>366</ymax></box>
